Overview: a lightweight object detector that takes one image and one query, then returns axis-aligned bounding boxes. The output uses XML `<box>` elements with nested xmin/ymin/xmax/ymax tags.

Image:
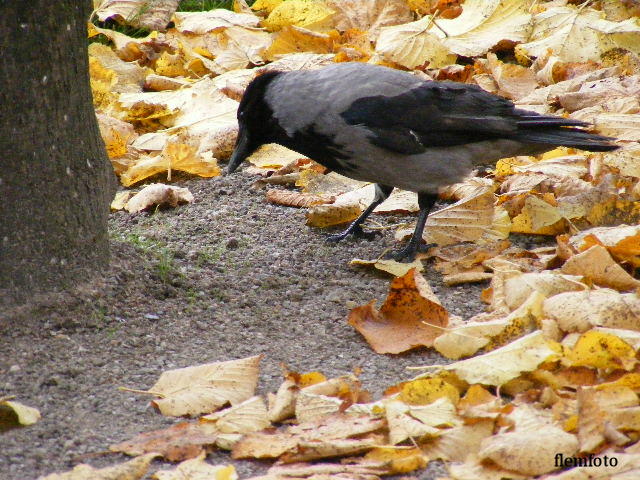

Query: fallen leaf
<box><xmin>502</xmin><ymin>271</ymin><xmax>586</xmax><ymax>311</ymax></box>
<box><xmin>141</xmin><ymin>355</ymin><xmax>261</xmax><ymax>417</ymax></box>
<box><xmin>325</xmin><ymin>0</ymin><xmax>412</xmax><ymax>41</ymax></box>
<box><xmin>385</xmin><ymin>400</ymin><xmax>440</xmax><ymax>445</ymax></box>
<box><xmin>39</xmin><ymin>453</ymin><xmax>158</xmax><ymax>480</ymax></box>
<box><xmin>0</xmin><ymin>399</ymin><xmax>40</xmax><ymax>432</ymax></box>
<box><xmin>566</xmin><ymin>330</ymin><xmax>637</xmax><ymax>371</ymax></box>
<box><xmin>264</xmin><ymin>26</ymin><xmax>334</xmax><ymax>61</ymax></box>
<box><xmin>232</xmin><ymin>414</ymin><xmax>385</xmax><ymax>460</ymax></box>
<box><xmin>543</xmin><ymin>289</ymin><xmax>640</xmax><ymax>332</ymax></box>
<box><xmin>265</xmin><ymin>189</ymin><xmax>334</xmax><ymax>208</ymax></box>
<box><xmin>125</xmin><ymin>183</ymin><xmax>194</xmax><ymax>213</ymax></box>
<box><xmin>350</xmin><ymin>257</ymin><xmax>424</xmax><ymax>277</ymax></box>
<box><xmin>421</xmin><ymin>419</ymin><xmax>495</xmax><ymax>462</ymax></box>
<box><xmin>347</xmin><ymin>268</ymin><xmax>449</xmax><ymax>354</ymax></box>
<box><xmin>262</xmin><ymin>0</ymin><xmax>335</xmax><ymax>32</ymax></box>
<box><xmin>422</xmin><ymin>330</ymin><xmax>559</xmax><ymax>386</ymax></box>
<box><xmin>362</xmin><ymin>446</ymin><xmax>428</xmax><ymax>474</ymax></box>
<box><xmin>173</xmin><ymin>9</ymin><xmax>261</xmax><ymax>33</ymax></box>
<box><xmin>561</xmin><ymin>245</ymin><xmax>640</xmax><ymax>291</ymax></box>
<box><xmin>479</xmin><ymin>423</ymin><xmax>578</xmax><ymax>476</ymax></box>
<box><xmin>395</xmin><ymin>191</ymin><xmax>500</xmax><ymax>247</ymax></box>
<box><xmin>152</xmin><ymin>452</ymin><xmax>237</xmax><ymax>480</ymax></box>
<box><xmin>110</xmin><ymin>421</ymin><xmax>218</xmax><ymax>461</ymax></box>
<box><xmin>201</xmin><ymin>396</ymin><xmax>270</xmax><ymax>434</ymax></box>
<box><xmin>517</xmin><ymin>6</ymin><xmax>640</xmax><ymax>63</ymax></box>
<box><xmin>95</xmin><ymin>0</ymin><xmax>179</xmax><ymax>30</ymax></box>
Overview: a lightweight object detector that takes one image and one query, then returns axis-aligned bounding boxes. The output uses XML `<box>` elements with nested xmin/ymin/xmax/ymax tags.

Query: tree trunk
<box><xmin>0</xmin><ymin>1</ymin><xmax>115</xmax><ymax>306</ymax></box>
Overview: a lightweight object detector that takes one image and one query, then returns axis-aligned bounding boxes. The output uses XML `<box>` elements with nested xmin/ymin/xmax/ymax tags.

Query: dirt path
<box><xmin>1</xmin><ymin>172</ymin><xmax>485</xmax><ymax>479</ymax></box>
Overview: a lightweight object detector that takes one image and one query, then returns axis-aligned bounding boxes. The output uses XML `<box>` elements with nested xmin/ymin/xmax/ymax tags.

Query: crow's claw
<box><xmin>326</xmin><ymin>225</ymin><xmax>378</xmax><ymax>243</ymax></box>
<box><xmin>387</xmin><ymin>242</ymin><xmax>437</xmax><ymax>263</ymax></box>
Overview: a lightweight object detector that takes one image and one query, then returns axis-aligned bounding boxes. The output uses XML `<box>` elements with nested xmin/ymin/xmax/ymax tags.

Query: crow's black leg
<box><xmin>390</xmin><ymin>192</ymin><xmax>438</xmax><ymax>262</ymax></box>
<box><xmin>326</xmin><ymin>184</ymin><xmax>394</xmax><ymax>242</ymax></box>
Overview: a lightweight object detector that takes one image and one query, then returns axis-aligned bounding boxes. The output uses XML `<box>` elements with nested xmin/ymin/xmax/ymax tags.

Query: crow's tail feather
<box><xmin>514</xmin><ymin>116</ymin><xmax>619</xmax><ymax>152</ymax></box>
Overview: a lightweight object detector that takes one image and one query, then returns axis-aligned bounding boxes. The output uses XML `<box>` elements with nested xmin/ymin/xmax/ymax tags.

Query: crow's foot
<box><xmin>325</xmin><ymin>225</ymin><xmax>377</xmax><ymax>243</ymax></box>
<box><xmin>387</xmin><ymin>242</ymin><xmax>437</xmax><ymax>263</ymax></box>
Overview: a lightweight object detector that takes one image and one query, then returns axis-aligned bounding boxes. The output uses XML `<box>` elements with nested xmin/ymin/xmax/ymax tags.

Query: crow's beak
<box><xmin>227</xmin><ymin>130</ymin><xmax>252</xmax><ymax>174</ymax></box>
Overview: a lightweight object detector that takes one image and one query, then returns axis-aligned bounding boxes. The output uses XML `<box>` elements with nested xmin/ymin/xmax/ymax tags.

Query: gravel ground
<box><xmin>1</xmin><ymin>171</ymin><xmax>486</xmax><ymax>479</ymax></box>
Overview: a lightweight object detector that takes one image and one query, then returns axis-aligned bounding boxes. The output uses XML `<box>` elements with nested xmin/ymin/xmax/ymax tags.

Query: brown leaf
<box><xmin>265</xmin><ymin>189</ymin><xmax>334</xmax><ymax>208</ymax></box>
<box><xmin>232</xmin><ymin>414</ymin><xmax>385</xmax><ymax>460</ymax></box>
<box><xmin>347</xmin><ymin>269</ymin><xmax>448</xmax><ymax>354</ymax></box>
<box><xmin>110</xmin><ymin>421</ymin><xmax>218</xmax><ymax>462</ymax></box>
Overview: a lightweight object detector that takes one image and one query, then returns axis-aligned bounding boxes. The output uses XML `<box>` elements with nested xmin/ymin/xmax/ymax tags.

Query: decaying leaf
<box><xmin>421</xmin><ymin>330</ymin><xmax>559</xmax><ymax>386</ymax></box>
<box><xmin>0</xmin><ymin>399</ymin><xmax>41</xmax><ymax>432</ymax></box>
<box><xmin>543</xmin><ymin>289</ymin><xmax>640</xmax><ymax>332</ymax></box>
<box><xmin>232</xmin><ymin>414</ymin><xmax>385</xmax><ymax>460</ymax></box>
<box><xmin>138</xmin><ymin>355</ymin><xmax>261</xmax><ymax>417</ymax></box>
<box><xmin>569</xmin><ymin>224</ymin><xmax>640</xmax><ymax>267</ymax></box>
<box><xmin>266</xmin><ymin>189</ymin><xmax>334</xmax><ymax>208</ymax></box>
<box><xmin>350</xmin><ymin>257</ymin><xmax>424</xmax><ymax>277</ymax></box>
<box><xmin>262</xmin><ymin>0</ymin><xmax>336</xmax><ymax>32</ymax></box>
<box><xmin>201</xmin><ymin>396</ymin><xmax>271</xmax><ymax>434</ymax></box>
<box><xmin>347</xmin><ymin>268</ymin><xmax>449</xmax><ymax>354</ymax></box>
<box><xmin>109</xmin><ymin>421</ymin><xmax>218</xmax><ymax>461</ymax></box>
<box><xmin>479</xmin><ymin>422</ymin><xmax>579</xmax><ymax>476</ymax></box>
<box><xmin>395</xmin><ymin>191</ymin><xmax>500</xmax><ymax>247</ymax></box>
<box><xmin>325</xmin><ymin>0</ymin><xmax>413</xmax><ymax>40</ymax></box>
<box><xmin>565</xmin><ymin>330</ymin><xmax>637</xmax><ymax>371</ymax></box>
<box><xmin>39</xmin><ymin>453</ymin><xmax>158</xmax><ymax>480</ymax></box>
<box><xmin>561</xmin><ymin>245</ymin><xmax>640</xmax><ymax>291</ymax></box>
<box><xmin>95</xmin><ymin>0</ymin><xmax>179</xmax><ymax>30</ymax></box>
<box><xmin>421</xmin><ymin>419</ymin><xmax>495</xmax><ymax>462</ymax></box>
<box><xmin>124</xmin><ymin>183</ymin><xmax>194</xmax><ymax>213</ymax></box>
<box><xmin>152</xmin><ymin>452</ymin><xmax>237</xmax><ymax>480</ymax></box>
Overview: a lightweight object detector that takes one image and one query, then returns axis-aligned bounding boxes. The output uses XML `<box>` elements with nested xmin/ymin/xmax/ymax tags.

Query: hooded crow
<box><xmin>227</xmin><ymin>62</ymin><xmax>618</xmax><ymax>261</ymax></box>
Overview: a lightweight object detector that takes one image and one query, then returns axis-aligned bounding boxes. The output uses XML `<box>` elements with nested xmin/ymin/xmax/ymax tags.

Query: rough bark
<box><xmin>0</xmin><ymin>1</ymin><xmax>115</xmax><ymax>306</ymax></box>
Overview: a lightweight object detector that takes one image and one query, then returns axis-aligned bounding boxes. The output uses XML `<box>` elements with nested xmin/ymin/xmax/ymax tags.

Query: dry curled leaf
<box><xmin>110</xmin><ymin>421</ymin><xmax>218</xmax><ymax>462</ymax></box>
<box><xmin>347</xmin><ymin>268</ymin><xmax>449</xmax><ymax>354</ymax></box>
<box><xmin>265</xmin><ymin>189</ymin><xmax>334</xmax><ymax>208</ymax></box>
<box><xmin>124</xmin><ymin>183</ymin><xmax>194</xmax><ymax>213</ymax></box>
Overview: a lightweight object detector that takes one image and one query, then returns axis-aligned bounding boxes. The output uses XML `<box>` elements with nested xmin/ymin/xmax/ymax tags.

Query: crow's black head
<box><xmin>227</xmin><ymin>70</ymin><xmax>282</xmax><ymax>173</ymax></box>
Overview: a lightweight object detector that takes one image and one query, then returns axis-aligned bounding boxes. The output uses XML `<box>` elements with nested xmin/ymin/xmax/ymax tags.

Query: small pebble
<box><xmin>144</xmin><ymin>314</ymin><xmax>160</xmax><ymax>321</ymax></box>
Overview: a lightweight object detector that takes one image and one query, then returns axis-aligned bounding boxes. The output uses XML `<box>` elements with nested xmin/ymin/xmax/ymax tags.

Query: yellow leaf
<box><xmin>262</xmin><ymin>0</ymin><xmax>336</xmax><ymax>32</ymax></box>
<box><xmin>299</xmin><ymin>371</ymin><xmax>327</xmax><ymax>387</ymax></box>
<box><xmin>566</xmin><ymin>330</ymin><xmax>637</xmax><ymax>371</ymax></box>
<box><xmin>251</xmin><ymin>0</ymin><xmax>285</xmax><ymax>14</ymax></box>
<box><xmin>400</xmin><ymin>377</ymin><xmax>460</xmax><ymax>406</ymax></box>
<box><xmin>422</xmin><ymin>331</ymin><xmax>559</xmax><ymax>386</ymax></box>
<box><xmin>40</xmin><ymin>453</ymin><xmax>158</xmax><ymax>480</ymax></box>
<box><xmin>0</xmin><ymin>400</ymin><xmax>40</xmax><ymax>432</ymax></box>
<box><xmin>510</xmin><ymin>195</ymin><xmax>565</xmax><ymax>235</ymax></box>
<box><xmin>396</xmin><ymin>191</ymin><xmax>498</xmax><ymax>246</ymax></box>
<box><xmin>153</xmin><ymin>453</ymin><xmax>237</xmax><ymax>480</ymax></box>
<box><xmin>264</xmin><ymin>25</ymin><xmax>334</xmax><ymax>60</ymax></box>
<box><xmin>364</xmin><ymin>446</ymin><xmax>428</xmax><ymax>474</ymax></box>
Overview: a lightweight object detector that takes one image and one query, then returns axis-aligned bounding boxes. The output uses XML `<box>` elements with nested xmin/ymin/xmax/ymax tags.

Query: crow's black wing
<box><xmin>340</xmin><ymin>81</ymin><xmax>615</xmax><ymax>154</ymax></box>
